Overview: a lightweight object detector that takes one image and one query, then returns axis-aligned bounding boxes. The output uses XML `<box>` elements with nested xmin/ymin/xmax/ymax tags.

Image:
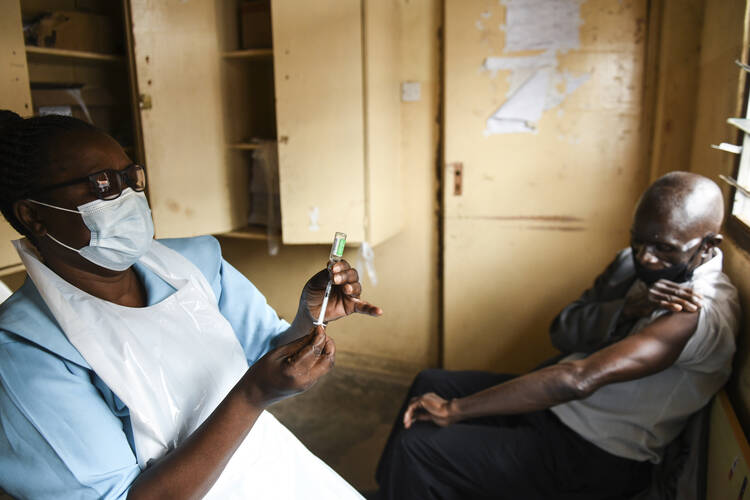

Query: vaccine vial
<box><xmin>328</xmin><ymin>232</ymin><xmax>347</xmax><ymax>263</ymax></box>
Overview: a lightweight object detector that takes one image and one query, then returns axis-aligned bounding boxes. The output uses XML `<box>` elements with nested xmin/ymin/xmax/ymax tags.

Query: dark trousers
<box><xmin>375</xmin><ymin>369</ymin><xmax>651</xmax><ymax>500</ymax></box>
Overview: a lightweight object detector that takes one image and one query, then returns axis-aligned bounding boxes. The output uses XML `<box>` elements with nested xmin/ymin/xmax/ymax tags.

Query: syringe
<box><xmin>315</xmin><ymin>232</ymin><xmax>347</xmax><ymax>327</ymax></box>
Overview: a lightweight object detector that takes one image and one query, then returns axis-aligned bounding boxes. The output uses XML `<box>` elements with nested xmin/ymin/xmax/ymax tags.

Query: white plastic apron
<box><xmin>15</xmin><ymin>239</ymin><xmax>362</xmax><ymax>499</ymax></box>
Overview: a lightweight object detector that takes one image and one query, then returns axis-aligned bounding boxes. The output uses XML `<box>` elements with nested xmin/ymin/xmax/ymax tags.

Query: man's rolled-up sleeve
<box><xmin>0</xmin><ymin>340</ymin><xmax>140</xmax><ymax>500</ymax></box>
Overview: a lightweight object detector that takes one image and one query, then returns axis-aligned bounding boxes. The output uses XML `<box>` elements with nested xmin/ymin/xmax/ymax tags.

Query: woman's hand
<box><xmin>403</xmin><ymin>393</ymin><xmax>460</xmax><ymax>429</ymax></box>
<box><xmin>301</xmin><ymin>259</ymin><xmax>383</xmax><ymax>323</ymax></box>
<box><xmin>241</xmin><ymin>326</ymin><xmax>335</xmax><ymax>408</ymax></box>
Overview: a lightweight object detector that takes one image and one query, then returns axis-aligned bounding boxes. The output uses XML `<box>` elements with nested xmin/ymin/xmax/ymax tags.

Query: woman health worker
<box><xmin>0</xmin><ymin>111</ymin><xmax>383</xmax><ymax>499</ymax></box>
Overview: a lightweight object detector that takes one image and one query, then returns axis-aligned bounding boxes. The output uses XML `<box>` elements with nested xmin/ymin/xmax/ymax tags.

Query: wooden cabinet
<box><xmin>129</xmin><ymin>0</ymin><xmax>242</xmax><ymax>239</ymax></box>
<box><xmin>271</xmin><ymin>0</ymin><xmax>401</xmax><ymax>244</ymax></box>
<box><xmin>0</xmin><ymin>0</ymin><xmax>402</xmax><ymax>273</ymax></box>
<box><xmin>130</xmin><ymin>0</ymin><xmax>402</xmax><ymax>245</ymax></box>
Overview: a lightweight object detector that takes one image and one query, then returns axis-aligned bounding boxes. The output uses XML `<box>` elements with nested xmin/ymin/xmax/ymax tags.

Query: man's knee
<box><xmin>388</xmin><ymin>424</ymin><xmax>443</xmax><ymax>474</ymax></box>
<box><xmin>379</xmin><ymin>424</ymin><xmax>437</xmax><ymax>481</ymax></box>
<box><xmin>410</xmin><ymin>369</ymin><xmax>452</xmax><ymax>396</ymax></box>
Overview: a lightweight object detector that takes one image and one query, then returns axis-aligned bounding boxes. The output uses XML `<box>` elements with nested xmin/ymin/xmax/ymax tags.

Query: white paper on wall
<box><xmin>485</xmin><ymin>67</ymin><xmax>551</xmax><ymax>134</ymax></box>
<box><xmin>544</xmin><ymin>70</ymin><xmax>590</xmax><ymax>110</ymax></box>
<box><xmin>481</xmin><ymin>0</ymin><xmax>589</xmax><ymax>135</ymax></box>
<box><xmin>502</xmin><ymin>0</ymin><xmax>583</xmax><ymax>53</ymax></box>
<box><xmin>357</xmin><ymin>241</ymin><xmax>378</xmax><ymax>286</ymax></box>
<box><xmin>483</xmin><ymin>51</ymin><xmax>557</xmax><ymax>92</ymax></box>
<box><xmin>308</xmin><ymin>206</ymin><xmax>320</xmax><ymax>232</ymax></box>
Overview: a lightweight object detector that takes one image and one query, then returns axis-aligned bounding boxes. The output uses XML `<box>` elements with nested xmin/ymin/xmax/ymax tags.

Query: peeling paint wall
<box><xmin>442</xmin><ymin>0</ymin><xmax>652</xmax><ymax>372</ymax></box>
<box><xmin>482</xmin><ymin>0</ymin><xmax>591</xmax><ymax>134</ymax></box>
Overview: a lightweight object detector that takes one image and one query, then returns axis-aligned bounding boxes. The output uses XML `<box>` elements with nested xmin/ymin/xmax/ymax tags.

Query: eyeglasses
<box><xmin>31</xmin><ymin>164</ymin><xmax>147</xmax><ymax>201</ymax></box>
<box><xmin>630</xmin><ymin>234</ymin><xmax>705</xmax><ymax>259</ymax></box>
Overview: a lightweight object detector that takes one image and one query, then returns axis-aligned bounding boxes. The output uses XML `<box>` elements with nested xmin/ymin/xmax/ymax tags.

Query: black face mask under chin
<box><xmin>632</xmin><ymin>241</ymin><xmax>705</xmax><ymax>285</ymax></box>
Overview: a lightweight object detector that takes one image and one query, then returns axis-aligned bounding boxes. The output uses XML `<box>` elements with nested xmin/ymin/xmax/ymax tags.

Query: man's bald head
<box><xmin>634</xmin><ymin>171</ymin><xmax>724</xmax><ymax>238</ymax></box>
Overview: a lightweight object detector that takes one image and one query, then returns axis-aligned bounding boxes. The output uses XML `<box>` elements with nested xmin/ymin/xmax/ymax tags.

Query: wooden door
<box><xmin>443</xmin><ymin>0</ymin><xmax>651</xmax><ymax>372</ymax></box>
<box><xmin>130</xmin><ymin>0</ymin><xmax>243</xmax><ymax>237</ymax></box>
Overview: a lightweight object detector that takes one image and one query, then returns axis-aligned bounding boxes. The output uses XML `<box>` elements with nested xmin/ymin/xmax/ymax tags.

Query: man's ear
<box><xmin>704</xmin><ymin>233</ymin><xmax>723</xmax><ymax>250</ymax></box>
<box><xmin>13</xmin><ymin>200</ymin><xmax>47</xmax><ymax>238</ymax></box>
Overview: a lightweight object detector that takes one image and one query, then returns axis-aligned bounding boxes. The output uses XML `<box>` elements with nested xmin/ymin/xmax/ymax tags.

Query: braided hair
<box><xmin>0</xmin><ymin>110</ymin><xmax>96</xmax><ymax>238</ymax></box>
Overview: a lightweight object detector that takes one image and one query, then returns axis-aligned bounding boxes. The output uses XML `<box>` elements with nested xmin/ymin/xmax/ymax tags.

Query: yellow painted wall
<box><xmin>217</xmin><ymin>0</ymin><xmax>441</xmax><ymax>370</ymax></box>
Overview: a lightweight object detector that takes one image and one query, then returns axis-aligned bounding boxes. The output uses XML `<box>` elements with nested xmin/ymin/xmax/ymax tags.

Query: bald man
<box><xmin>376</xmin><ymin>172</ymin><xmax>740</xmax><ymax>499</ymax></box>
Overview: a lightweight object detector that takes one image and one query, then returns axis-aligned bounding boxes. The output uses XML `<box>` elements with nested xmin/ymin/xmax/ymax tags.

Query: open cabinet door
<box><xmin>271</xmin><ymin>0</ymin><xmax>367</xmax><ymax>244</ymax></box>
<box><xmin>130</xmin><ymin>0</ymin><xmax>242</xmax><ymax>237</ymax></box>
<box><xmin>442</xmin><ymin>0</ymin><xmax>651</xmax><ymax>372</ymax></box>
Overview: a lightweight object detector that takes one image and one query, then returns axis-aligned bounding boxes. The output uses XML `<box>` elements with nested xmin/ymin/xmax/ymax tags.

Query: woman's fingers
<box><xmin>290</xmin><ymin>327</ymin><xmax>335</xmax><ymax>371</ymax></box>
<box><xmin>330</xmin><ymin>260</ymin><xmax>352</xmax><ymax>273</ymax></box>
<box><xmin>350</xmin><ymin>297</ymin><xmax>384</xmax><ymax>316</ymax></box>
<box><xmin>312</xmin><ymin>335</ymin><xmax>336</xmax><ymax>373</ymax></box>
<box><xmin>276</xmin><ymin>329</ymin><xmax>316</xmax><ymax>360</ymax></box>
<box><xmin>287</xmin><ymin>327</ymin><xmax>327</xmax><ymax>365</ymax></box>
<box><xmin>342</xmin><ymin>282</ymin><xmax>362</xmax><ymax>297</ymax></box>
<box><xmin>333</xmin><ymin>268</ymin><xmax>359</xmax><ymax>286</ymax></box>
<box><xmin>311</xmin><ymin>260</ymin><xmax>383</xmax><ymax>320</ymax></box>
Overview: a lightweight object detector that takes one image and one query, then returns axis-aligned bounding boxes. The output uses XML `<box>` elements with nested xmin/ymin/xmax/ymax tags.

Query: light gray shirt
<box><xmin>550</xmin><ymin>248</ymin><xmax>739</xmax><ymax>463</ymax></box>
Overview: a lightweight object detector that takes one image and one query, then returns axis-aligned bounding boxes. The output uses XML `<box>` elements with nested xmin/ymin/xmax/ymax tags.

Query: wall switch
<box><xmin>401</xmin><ymin>81</ymin><xmax>421</xmax><ymax>102</ymax></box>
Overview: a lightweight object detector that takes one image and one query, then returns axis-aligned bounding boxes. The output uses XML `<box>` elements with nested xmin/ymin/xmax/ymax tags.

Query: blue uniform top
<box><xmin>0</xmin><ymin>236</ymin><xmax>289</xmax><ymax>499</ymax></box>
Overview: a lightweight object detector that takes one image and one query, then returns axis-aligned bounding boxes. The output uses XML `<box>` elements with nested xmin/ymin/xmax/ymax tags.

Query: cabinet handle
<box><xmin>448</xmin><ymin>162</ymin><xmax>463</xmax><ymax>196</ymax></box>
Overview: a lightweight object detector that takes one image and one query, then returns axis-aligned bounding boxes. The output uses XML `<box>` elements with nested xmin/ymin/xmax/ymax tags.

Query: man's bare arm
<box><xmin>404</xmin><ymin>311</ymin><xmax>699</xmax><ymax>427</ymax></box>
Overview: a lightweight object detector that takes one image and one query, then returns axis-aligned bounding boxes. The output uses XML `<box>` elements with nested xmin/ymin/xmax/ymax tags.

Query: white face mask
<box><xmin>28</xmin><ymin>188</ymin><xmax>155</xmax><ymax>271</ymax></box>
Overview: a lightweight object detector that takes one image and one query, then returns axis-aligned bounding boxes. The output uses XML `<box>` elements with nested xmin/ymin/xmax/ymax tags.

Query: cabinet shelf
<box><xmin>219</xmin><ymin>225</ymin><xmax>274</xmax><ymax>240</ymax></box>
<box><xmin>222</xmin><ymin>49</ymin><xmax>273</xmax><ymax>60</ymax></box>
<box><xmin>25</xmin><ymin>46</ymin><xmax>125</xmax><ymax>63</ymax></box>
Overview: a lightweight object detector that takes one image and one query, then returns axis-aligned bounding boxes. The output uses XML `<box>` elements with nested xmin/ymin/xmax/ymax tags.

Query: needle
<box><xmin>315</xmin><ymin>280</ymin><xmax>332</xmax><ymax>327</ymax></box>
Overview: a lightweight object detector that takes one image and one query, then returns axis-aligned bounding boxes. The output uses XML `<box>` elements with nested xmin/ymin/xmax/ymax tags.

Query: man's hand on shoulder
<box><xmin>622</xmin><ymin>279</ymin><xmax>703</xmax><ymax>320</ymax></box>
